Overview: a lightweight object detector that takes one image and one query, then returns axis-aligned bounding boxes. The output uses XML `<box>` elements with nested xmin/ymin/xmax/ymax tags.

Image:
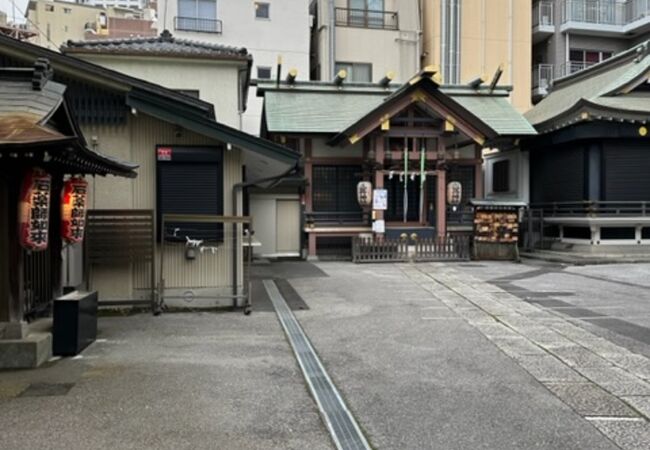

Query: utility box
<box><xmin>53</xmin><ymin>291</ymin><xmax>98</xmax><ymax>356</ymax></box>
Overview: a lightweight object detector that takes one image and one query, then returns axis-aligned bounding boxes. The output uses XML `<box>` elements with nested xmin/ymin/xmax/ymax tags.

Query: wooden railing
<box><xmin>306</xmin><ymin>211</ymin><xmax>367</xmax><ymax>226</ymax></box>
<box><xmin>352</xmin><ymin>236</ymin><xmax>470</xmax><ymax>263</ymax></box>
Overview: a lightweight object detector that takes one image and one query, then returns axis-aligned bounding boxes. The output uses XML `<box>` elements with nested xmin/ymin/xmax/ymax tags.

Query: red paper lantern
<box><xmin>18</xmin><ymin>168</ymin><xmax>52</xmax><ymax>251</ymax></box>
<box><xmin>61</xmin><ymin>177</ymin><xmax>88</xmax><ymax>243</ymax></box>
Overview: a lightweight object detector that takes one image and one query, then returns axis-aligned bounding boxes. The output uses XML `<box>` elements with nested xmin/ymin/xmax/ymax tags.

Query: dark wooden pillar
<box><xmin>50</xmin><ymin>173</ymin><xmax>64</xmax><ymax>300</ymax></box>
<box><xmin>0</xmin><ymin>172</ymin><xmax>24</xmax><ymax>323</ymax></box>
<box><xmin>436</xmin><ymin>138</ymin><xmax>447</xmax><ymax>237</ymax></box>
<box><xmin>474</xmin><ymin>144</ymin><xmax>484</xmax><ymax>199</ymax></box>
<box><xmin>304</xmin><ymin>138</ymin><xmax>317</xmax><ymax>257</ymax></box>
<box><xmin>586</xmin><ymin>143</ymin><xmax>602</xmax><ymax>201</ymax></box>
<box><xmin>374</xmin><ymin>135</ymin><xmax>385</xmax><ymax>235</ymax></box>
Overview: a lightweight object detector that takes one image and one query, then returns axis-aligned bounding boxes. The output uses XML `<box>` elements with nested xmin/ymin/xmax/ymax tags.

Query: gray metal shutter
<box><xmin>531</xmin><ymin>146</ymin><xmax>584</xmax><ymax>203</ymax></box>
<box><xmin>604</xmin><ymin>143</ymin><xmax>650</xmax><ymax>201</ymax></box>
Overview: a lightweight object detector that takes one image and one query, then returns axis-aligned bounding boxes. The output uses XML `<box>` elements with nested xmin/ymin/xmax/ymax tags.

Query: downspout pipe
<box><xmin>329</xmin><ymin>0</ymin><xmax>336</xmax><ymax>79</ymax></box>
<box><xmin>231</xmin><ymin>165</ymin><xmax>299</xmax><ymax>306</ymax></box>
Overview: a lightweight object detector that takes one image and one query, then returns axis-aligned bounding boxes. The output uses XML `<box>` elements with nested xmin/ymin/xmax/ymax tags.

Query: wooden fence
<box><xmin>352</xmin><ymin>236</ymin><xmax>470</xmax><ymax>263</ymax></box>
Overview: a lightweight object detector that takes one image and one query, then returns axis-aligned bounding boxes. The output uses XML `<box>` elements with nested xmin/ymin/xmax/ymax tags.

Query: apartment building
<box><xmin>25</xmin><ymin>0</ymin><xmax>155</xmax><ymax>50</ymax></box>
<box><xmin>310</xmin><ymin>0</ymin><xmax>421</xmax><ymax>83</ymax></box>
<box><xmin>421</xmin><ymin>0</ymin><xmax>532</xmax><ymax>113</ymax></box>
<box><xmin>155</xmin><ymin>0</ymin><xmax>310</xmax><ymax>135</ymax></box>
<box><xmin>532</xmin><ymin>0</ymin><xmax>650</xmax><ymax>102</ymax></box>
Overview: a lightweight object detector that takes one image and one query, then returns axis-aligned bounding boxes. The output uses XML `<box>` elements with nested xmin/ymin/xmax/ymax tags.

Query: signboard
<box><xmin>373</xmin><ymin>188</ymin><xmax>388</xmax><ymax>210</ymax></box>
<box><xmin>18</xmin><ymin>168</ymin><xmax>52</xmax><ymax>251</ymax></box>
<box><xmin>372</xmin><ymin>219</ymin><xmax>385</xmax><ymax>234</ymax></box>
<box><xmin>157</xmin><ymin>147</ymin><xmax>172</xmax><ymax>161</ymax></box>
<box><xmin>61</xmin><ymin>177</ymin><xmax>88</xmax><ymax>244</ymax></box>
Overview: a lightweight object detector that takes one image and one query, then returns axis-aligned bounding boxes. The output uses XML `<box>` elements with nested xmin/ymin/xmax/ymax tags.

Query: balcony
<box><xmin>559</xmin><ymin>60</ymin><xmax>597</xmax><ymax>76</ymax></box>
<box><xmin>533</xmin><ymin>1</ymin><xmax>555</xmax><ymax>43</ymax></box>
<box><xmin>334</xmin><ymin>7</ymin><xmax>399</xmax><ymax>31</ymax></box>
<box><xmin>532</xmin><ymin>64</ymin><xmax>554</xmax><ymax>101</ymax></box>
<box><xmin>174</xmin><ymin>16</ymin><xmax>223</xmax><ymax>34</ymax></box>
<box><xmin>561</xmin><ymin>0</ymin><xmax>650</xmax><ymax>36</ymax></box>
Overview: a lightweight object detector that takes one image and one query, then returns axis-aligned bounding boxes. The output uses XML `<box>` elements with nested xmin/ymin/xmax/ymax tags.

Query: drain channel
<box><xmin>263</xmin><ymin>280</ymin><xmax>371</xmax><ymax>450</ymax></box>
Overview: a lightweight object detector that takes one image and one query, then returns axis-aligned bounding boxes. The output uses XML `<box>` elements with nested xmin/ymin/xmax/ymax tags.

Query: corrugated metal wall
<box><xmin>604</xmin><ymin>142</ymin><xmax>650</xmax><ymax>201</ymax></box>
<box><xmin>82</xmin><ymin>114</ymin><xmax>243</xmax><ymax>297</ymax></box>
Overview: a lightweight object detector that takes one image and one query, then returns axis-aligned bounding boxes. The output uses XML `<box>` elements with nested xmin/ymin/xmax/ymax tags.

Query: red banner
<box><xmin>18</xmin><ymin>168</ymin><xmax>52</xmax><ymax>251</ymax></box>
<box><xmin>61</xmin><ymin>177</ymin><xmax>88</xmax><ymax>243</ymax></box>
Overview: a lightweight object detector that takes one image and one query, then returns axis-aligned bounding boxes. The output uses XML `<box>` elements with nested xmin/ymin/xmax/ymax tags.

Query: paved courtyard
<box><xmin>1</xmin><ymin>260</ymin><xmax>650</xmax><ymax>449</ymax></box>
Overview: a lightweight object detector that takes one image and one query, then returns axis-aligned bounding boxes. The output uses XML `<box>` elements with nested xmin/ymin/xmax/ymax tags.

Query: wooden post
<box><xmin>436</xmin><ymin>169</ymin><xmax>447</xmax><ymax>237</ymax></box>
<box><xmin>304</xmin><ymin>138</ymin><xmax>316</xmax><ymax>258</ymax></box>
<box><xmin>474</xmin><ymin>144</ymin><xmax>484</xmax><ymax>199</ymax></box>
<box><xmin>374</xmin><ymin>135</ymin><xmax>385</xmax><ymax>233</ymax></box>
<box><xmin>0</xmin><ymin>172</ymin><xmax>24</xmax><ymax>324</ymax></box>
<box><xmin>437</xmin><ymin>138</ymin><xmax>447</xmax><ymax>237</ymax></box>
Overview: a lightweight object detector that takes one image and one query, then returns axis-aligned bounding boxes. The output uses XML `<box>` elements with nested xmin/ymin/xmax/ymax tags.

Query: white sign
<box><xmin>373</xmin><ymin>189</ymin><xmax>388</xmax><ymax>210</ymax></box>
<box><xmin>372</xmin><ymin>219</ymin><xmax>385</xmax><ymax>234</ymax></box>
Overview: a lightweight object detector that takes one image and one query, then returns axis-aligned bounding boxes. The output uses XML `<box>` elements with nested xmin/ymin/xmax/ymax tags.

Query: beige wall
<box><xmin>26</xmin><ymin>0</ymin><xmax>146</xmax><ymax>51</ymax></box>
<box><xmin>421</xmin><ymin>0</ymin><xmax>532</xmax><ymax>112</ymax></box>
<box><xmin>82</xmin><ymin>113</ymin><xmax>243</xmax><ymax>300</ymax></box>
<box><xmin>72</xmin><ymin>54</ymin><xmax>245</xmax><ymax>129</ymax></box>
<box><xmin>314</xmin><ymin>0</ymin><xmax>421</xmax><ymax>82</ymax></box>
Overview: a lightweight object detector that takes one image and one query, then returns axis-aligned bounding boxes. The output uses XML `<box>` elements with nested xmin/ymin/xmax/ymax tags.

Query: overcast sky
<box><xmin>1</xmin><ymin>0</ymin><xmax>29</xmax><ymax>23</ymax></box>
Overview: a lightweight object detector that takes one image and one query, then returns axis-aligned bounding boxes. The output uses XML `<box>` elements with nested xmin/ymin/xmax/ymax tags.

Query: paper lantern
<box><xmin>61</xmin><ymin>177</ymin><xmax>88</xmax><ymax>243</ymax></box>
<box><xmin>18</xmin><ymin>168</ymin><xmax>52</xmax><ymax>251</ymax></box>
<box><xmin>447</xmin><ymin>181</ymin><xmax>462</xmax><ymax>206</ymax></box>
<box><xmin>357</xmin><ymin>181</ymin><xmax>373</xmax><ymax>207</ymax></box>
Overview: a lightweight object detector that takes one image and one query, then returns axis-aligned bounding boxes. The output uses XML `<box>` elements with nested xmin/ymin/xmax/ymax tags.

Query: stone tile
<box><xmin>490</xmin><ymin>336</ymin><xmax>547</xmax><ymax>358</ymax></box>
<box><xmin>608</xmin><ymin>354</ymin><xmax>650</xmax><ymax>381</ymax></box>
<box><xmin>622</xmin><ymin>396</ymin><xmax>650</xmax><ymax>419</ymax></box>
<box><xmin>545</xmin><ymin>382</ymin><xmax>639</xmax><ymax>417</ymax></box>
<box><xmin>577</xmin><ymin>367</ymin><xmax>650</xmax><ymax>396</ymax></box>
<box><xmin>551</xmin><ymin>346</ymin><xmax>612</xmax><ymax>368</ymax></box>
<box><xmin>589</xmin><ymin>418</ymin><xmax>650</xmax><ymax>450</ymax></box>
<box><xmin>514</xmin><ymin>355</ymin><xmax>586</xmax><ymax>382</ymax></box>
<box><xmin>472</xmin><ymin>322</ymin><xmax>521</xmax><ymax>339</ymax></box>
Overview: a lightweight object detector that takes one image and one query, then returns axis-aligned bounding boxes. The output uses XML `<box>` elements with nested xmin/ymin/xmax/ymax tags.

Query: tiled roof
<box><xmin>62</xmin><ymin>29</ymin><xmax>250</xmax><ymax>61</ymax></box>
<box><xmin>525</xmin><ymin>40</ymin><xmax>650</xmax><ymax>132</ymax></box>
<box><xmin>260</xmin><ymin>80</ymin><xmax>536</xmax><ymax>137</ymax></box>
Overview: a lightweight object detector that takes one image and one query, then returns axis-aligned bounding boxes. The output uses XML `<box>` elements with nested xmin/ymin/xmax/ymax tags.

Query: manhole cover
<box><xmin>20</xmin><ymin>383</ymin><xmax>74</xmax><ymax>397</ymax></box>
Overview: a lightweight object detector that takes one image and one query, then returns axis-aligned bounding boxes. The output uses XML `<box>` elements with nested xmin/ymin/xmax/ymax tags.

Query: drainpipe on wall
<box><xmin>441</xmin><ymin>0</ymin><xmax>447</xmax><ymax>82</ymax></box>
<box><xmin>230</xmin><ymin>165</ymin><xmax>298</xmax><ymax>306</ymax></box>
<box><xmin>329</xmin><ymin>0</ymin><xmax>336</xmax><ymax>79</ymax></box>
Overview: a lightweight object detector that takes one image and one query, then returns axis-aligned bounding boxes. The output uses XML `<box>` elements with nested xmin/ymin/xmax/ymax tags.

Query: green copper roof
<box><xmin>525</xmin><ymin>41</ymin><xmax>650</xmax><ymax>131</ymax></box>
<box><xmin>261</xmin><ymin>82</ymin><xmax>535</xmax><ymax>137</ymax></box>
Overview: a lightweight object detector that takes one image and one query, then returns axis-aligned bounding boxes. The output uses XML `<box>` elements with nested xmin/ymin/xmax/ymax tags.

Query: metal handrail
<box><xmin>306</xmin><ymin>211</ymin><xmax>366</xmax><ymax>225</ymax></box>
<box><xmin>561</xmin><ymin>0</ymin><xmax>649</xmax><ymax>26</ymax></box>
<box><xmin>531</xmin><ymin>201</ymin><xmax>650</xmax><ymax>217</ymax></box>
<box><xmin>174</xmin><ymin>16</ymin><xmax>223</xmax><ymax>34</ymax></box>
<box><xmin>533</xmin><ymin>63</ymin><xmax>554</xmax><ymax>89</ymax></box>
<box><xmin>533</xmin><ymin>1</ymin><xmax>555</xmax><ymax>27</ymax></box>
<box><xmin>334</xmin><ymin>7</ymin><xmax>399</xmax><ymax>30</ymax></box>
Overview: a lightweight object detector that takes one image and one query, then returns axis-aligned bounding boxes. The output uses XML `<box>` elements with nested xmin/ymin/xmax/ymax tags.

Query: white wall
<box><xmin>72</xmin><ymin>54</ymin><xmax>244</xmax><ymax>128</ymax></box>
<box><xmin>156</xmin><ymin>0</ymin><xmax>311</xmax><ymax>134</ymax></box>
<box><xmin>483</xmin><ymin>148</ymin><xmax>529</xmax><ymax>203</ymax></box>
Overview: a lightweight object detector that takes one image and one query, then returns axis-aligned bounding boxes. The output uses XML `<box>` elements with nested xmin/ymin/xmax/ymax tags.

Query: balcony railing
<box><xmin>532</xmin><ymin>201</ymin><xmax>650</xmax><ymax>217</ymax></box>
<box><xmin>306</xmin><ymin>211</ymin><xmax>367</xmax><ymax>226</ymax></box>
<box><xmin>334</xmin><ymin>7</ymin><xmax>399</xmax><ymax>30</ymax></box>
<box><xmin>561</xmin><ymin>0</ymin><xmax>650</xmax><ymax>27</ymax></box>
<box><xmin>533</xmin><ymin>63</ymin><xmax>554</xmax><ymax>89</ymax></box>
<box><xmin>559</xmin><ymin>60</ymin><xmax>598</xmax><ymax>75</ymax></box>
<box><xmin>174</xmin><ymin>16</ymin><xmax>223</xmax><ymax>34</ymax></box>
<box><xmin>533</xmin><ymin>1</ymin><xmax>555</xmax><ymax>27</ymax></box>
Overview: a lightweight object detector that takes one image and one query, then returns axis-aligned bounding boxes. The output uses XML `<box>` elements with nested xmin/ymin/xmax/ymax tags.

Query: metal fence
<box><xmin>334</xmin><ymin>7</ymin><xmax>399</xmax><ymax>30</ymax></box>
<box><xmin>352</xmin><ymin>235</ymin><xmax>470</xmax><ymax>263</ymax></box>
<box><xmin>534</xmin><ymin>1</ymin><xmax>555</xmax><ymax>27</ymax></box>
<box><xmin>174</xmin><ymin>16</ymin><xmax>223</xmax><ymax>33</ymax></box>
<box><xmin>23</xmin><ymin>246</ymin><xmax>52</xmax><ymax>320</ymax></box>
<box><xmin>532</xmin><ymin>201</ymin><xmax>650</xmax><ymax>217</ymax></box>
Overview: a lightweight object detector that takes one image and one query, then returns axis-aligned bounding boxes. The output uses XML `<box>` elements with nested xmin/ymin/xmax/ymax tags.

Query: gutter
<box><xmin>230</xmin><ymin>165</ymin><xmax>299</xmax><ymax>305</ymax></box>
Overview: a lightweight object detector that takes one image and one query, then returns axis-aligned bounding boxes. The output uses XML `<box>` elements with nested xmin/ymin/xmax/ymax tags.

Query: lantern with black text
<box><xmin>18</xmin><ymin>168</ymin><xmax>52</xmax><ymax>251</ymax></box>
<box><xmin>357</xmin><ymin>181</ymin><xmax>373</xmax><ymax>207</ymax></box>
<box><xmin>61</xmin><ymin>177</ymin><xmax>88</xmax><ymax>243</ymax></box>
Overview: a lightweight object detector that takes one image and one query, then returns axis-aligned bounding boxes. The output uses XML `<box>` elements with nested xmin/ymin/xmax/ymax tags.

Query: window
<box><xmin>335</xmin><ymin>62</ymin><xmax>372</xmax><ymax>82</ymax></box>
<box><xmin>45</xmin><ymin>4</ymin><xmax>54</xmax><ymax>11</ymax></box>
<box><xmin>176</xmin><ymin>0</ymin><xmax>220</xmax><ymax>33</ymax></box>
<box><xmin>312</xmin><ymin>165</ymin><xmax>362</xmax><ymax>213</ymax></box>
<box><xmin>348</xmin><ymin>0</ymin><xmax>385</xmax><ymax>28</ymax></box>
<box><xmin>568</xmin><ymin>49</ymin><xmax>613</xmax><ymax>73</ymax></box>
<box><xmin>156</xmin><ymin>147</ymin><xmax>223</xmax><ymax>242</ymax></box>
<box><xmin>63</xmin><ymin>7</ymin><xmax>72</xmax><ymax>13</ymax></box>
<box><xmin>257</xmin><ymin>66</ymin><xmax>272</xmax><ymax>79</ymax></box>
<box><xmin>255</xmin><ymin>2</ymin><xmax>270</xmax><ymax>19</ymax></box>
<box><xmin>492</xmin><ymin>160</ymin><xmax>510</xmax><ymax>193</ymax></box>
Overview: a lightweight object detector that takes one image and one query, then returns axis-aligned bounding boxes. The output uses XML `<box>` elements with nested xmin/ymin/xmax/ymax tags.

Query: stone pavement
<box><xmin>290</xmin><ymin>262</ymin><xmax>624</xmax><ymax>449</ymax></box>
<box><xmin>401</xmin><ymin>263</ymin><xmax>650</xmax><ymax>450</ymax></box>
